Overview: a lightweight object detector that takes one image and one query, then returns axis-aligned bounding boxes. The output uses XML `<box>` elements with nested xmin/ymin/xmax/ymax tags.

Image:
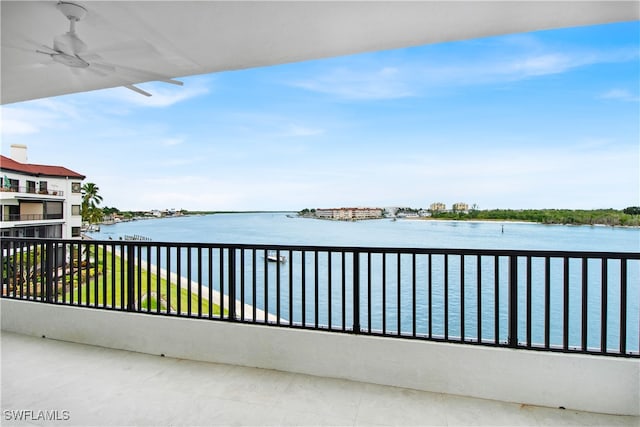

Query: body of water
<box><xmin>90</xmin><ymin>213</ymin><xmax>639</xmax><ymax>353</ymax></box>
<box><xmin>92</xmin><ymin>212</ymin><xmax>639</xmax><ymax>251</ymax></box>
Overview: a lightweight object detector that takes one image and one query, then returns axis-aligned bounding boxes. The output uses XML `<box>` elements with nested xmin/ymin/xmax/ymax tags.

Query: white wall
<box><xmin>2</xmin><ymin>299</ymin><xmax>638</xmax><ymax>416</ymax></box>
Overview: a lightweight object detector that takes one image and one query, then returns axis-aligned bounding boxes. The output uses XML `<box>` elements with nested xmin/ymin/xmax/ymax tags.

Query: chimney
<box><xmin>10</xmin><ymin>144</ymin><xmax>28</xmax><ymax>163</ymax></box>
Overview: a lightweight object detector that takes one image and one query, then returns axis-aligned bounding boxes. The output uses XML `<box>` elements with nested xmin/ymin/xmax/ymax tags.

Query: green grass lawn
<box><xmin>39</xmin><ymin>247</ymin><xmax>223</xmax><ymax>316</ymax></box>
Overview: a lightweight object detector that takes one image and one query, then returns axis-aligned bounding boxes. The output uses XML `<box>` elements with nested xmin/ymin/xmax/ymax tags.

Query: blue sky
<box><xmin>2</xmin><ymin>21</ymin><xmax>638</xmax><ymax>211</ymax></box>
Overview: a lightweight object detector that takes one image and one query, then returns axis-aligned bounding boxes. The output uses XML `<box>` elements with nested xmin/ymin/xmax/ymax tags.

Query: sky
<box><xmin>1</xmin><ymin>21</ymin><xmax>639</xmax><ymax>212</ymax></box>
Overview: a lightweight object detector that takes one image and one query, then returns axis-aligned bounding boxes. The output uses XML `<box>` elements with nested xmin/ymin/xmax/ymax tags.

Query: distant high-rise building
<box><xmin>452</xmin><ymin>202</ymin><xmax>469</xmax><ymax>213</ymax></box>
<box><xmin>430</xmin><ymin>202</ymin><xmax>446</xmax><ymax>212</ymax></box>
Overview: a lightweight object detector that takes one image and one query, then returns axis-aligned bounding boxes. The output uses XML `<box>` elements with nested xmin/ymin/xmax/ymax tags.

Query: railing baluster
<box><xmin>494</xmin><ymin>255</ymin><xmax>499</xmax><ymax>345</ymax></box>
<box><xmin>367</xmin><ymin>252</ymin><xmax>372</xmax><ymax>333</ymax></box>
<box><xmin>187</xmin><ymin>246</ymin><xmax>192</xmax><ymax>316</ymax></box>
<box><xmin>288</xmin><ymin>249</ymin><xmax>293</xmax><ymax>327</ymax></box>
<box><xmin>382</xmin><ymin>253</ymin><xmax>387</xmax><ymax>335</ymax></box>
<box><xmin>477</xmin><ymin>255</ymin><xmax>481</xmax><ymax>343</ymax></box>
<box><xmin>508</xmin><ymin>255</ymin><xmax>517</xmax><ymax>348</ymax></box>
<box><xmin>526</xmin><ymin>256</ymin><xmax>532</xmax><ymax>348</ymax></box>
<box><xmin>314</xmin><ymin>251</ymin><xmax>319</xmax><ymax>329</ymax></box>
<box><xmin>461</xmin><ymin>254</ymin><xmax>465</xmax><ymax>342</ymax></box>
<box><xmin>240</xmin><ymin>249</ymin><xmax>245</xmax><ymax>321</ymax></box>
<box><xmin>342</xmin><ymin>251</ymin><xmax>346</xmax><ymax>332</ymax></box>
<box><xmin>353</xmin><ymin>251</ymin><xmax>360</xmax><ymax>334</ymax></box>
<box><xmin>581</xmin><ymin>257</ymin><xmax>588</xmax><ymax>352</ymax></box>
<box><xmin>601</xmin><ymin>258</ymin><xmax>608</xmax><ymax>353</ymax></box>
<box><xmin>397</xmin><ymin>252</ymin><xmax>401</xmax><ymax>336</ymax></box>
<box><xmin>157</xmin><ymin>245</ymin><xmax>162</xmax><ymax>314</ymax></box>
<box><xmin>251</xmin><ymin>248</ymin><xmax>256</xmax><ymax>322</ymax></box>
<box><xmin>302</xmin><ymin>251</ymin><xmax>306</xmax><ymax>327</ymax></box>
<box><xmin>276</xmin><ymin>249</ymin><xmax>281</xmax><ymax>325</ymax></box>
<box><xmin>209</xmin><ymin>248</ymin><xmax>214</xmax><ymax>319</ymax></box>
<box><xmin>445</xmin><ymin>254</ymin><xmax>449</xmax><ymax>341</ymax></box>
<box><xmin>412</xmin><ymin>253</ymin><xmax>416</xmax><ymax>338</ymax></box>
<box><xmin>328</xmin><ymin>250</ymin><xmax>332</xmax><ymax>329</ymax></box>
<box><xmin>620</xmin><ymin>258</ymin><xmax>627</xmax><ymax>355</ymax></box>
<box><xmin>545</xmin><ymin>256</ymin><xmax>550</xmax><ymax>348</ymax></box>
<box><xmin>428</xmin><ymin>253</ymin><xmax>432</xmax><ymax>339</ymax></box>
<box><xmin>563</xmin><ymin>256</ymin><xmax>569</xmax><ymax>351</ymax></box>
<box><xmin>228</xmin><ymin>248</ymin><xmax>236</xmax><ymax>321</ymax></box>
<box><xmin>198</xmin><ymin>247</ymin><xmax>203</xmax><ymax>318</ymax></box>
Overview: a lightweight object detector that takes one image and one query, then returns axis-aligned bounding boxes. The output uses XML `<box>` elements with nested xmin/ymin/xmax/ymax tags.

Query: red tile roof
<box><xmin>0</xmin><ymin>155</ymin><xmax>85</xmax><ymax>179</ymax></box>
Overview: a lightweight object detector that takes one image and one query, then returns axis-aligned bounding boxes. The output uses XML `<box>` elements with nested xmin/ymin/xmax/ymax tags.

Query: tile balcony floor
<box><xmin>1</xmin><ymin>331</ymin><xmax>637</xmax><ymax>426</ymax></box>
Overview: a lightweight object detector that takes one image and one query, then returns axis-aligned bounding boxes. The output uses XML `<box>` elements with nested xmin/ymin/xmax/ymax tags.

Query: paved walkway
<box><xmin>1</xmin><ymin>331</ymin><xmax>637</xmax><ymax>426</ymax></box>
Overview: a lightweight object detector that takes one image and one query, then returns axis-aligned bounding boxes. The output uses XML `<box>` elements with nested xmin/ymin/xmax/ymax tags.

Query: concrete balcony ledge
<box><xmin>2</xmin><ymin>299</ymin><xmax>639</xmax><ymax>422</ymax></box>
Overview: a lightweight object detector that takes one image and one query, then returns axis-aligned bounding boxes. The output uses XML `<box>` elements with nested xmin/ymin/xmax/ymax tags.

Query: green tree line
<box><xmin>431</xmin><ymin>208</ymin><xmax>640</xmax><ymax>226</ymax></box>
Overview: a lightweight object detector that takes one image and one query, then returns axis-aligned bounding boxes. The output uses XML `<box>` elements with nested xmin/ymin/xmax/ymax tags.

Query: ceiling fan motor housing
<box><xmin>57</xmin><ymin>1</ymin><xmax>87</xmax><ymax>22</ymax></box>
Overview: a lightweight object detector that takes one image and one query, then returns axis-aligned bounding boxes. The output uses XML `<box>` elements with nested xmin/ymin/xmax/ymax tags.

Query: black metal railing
<box><xmin>1</xmin><ymin>237</ymin><xmax>638</xmax><ymax>357</ymax></box>
<box><xmin>2</xmin><ymin>214</ymin><xmax>65</xmax><ymax>222</ymax></box>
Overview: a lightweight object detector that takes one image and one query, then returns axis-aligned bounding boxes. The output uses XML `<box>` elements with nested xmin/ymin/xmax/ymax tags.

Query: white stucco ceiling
<box><xmin>1</xmin><ymin>1</ymin><xmax>638</xmax><ymax>105</ymax></box>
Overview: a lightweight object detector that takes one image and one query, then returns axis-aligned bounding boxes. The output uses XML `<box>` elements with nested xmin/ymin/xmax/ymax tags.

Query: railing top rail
<box><xmin>2</xmin><ymin>237</ymin><xmax>639</xmax><ymax>259</ymax></box>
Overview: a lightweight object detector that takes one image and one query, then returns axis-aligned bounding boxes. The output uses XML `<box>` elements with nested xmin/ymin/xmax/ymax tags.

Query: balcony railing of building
<box><xmin>0</xmin><ymin>187</ymin><xmax>64</xmax><ymax>197</ymax></box>
<box><xmin>1</xmin><ymin>214</ymin><xmax>64</xmax><ymax>222</ymax></box>
<box><xmin>1</xmin><ymin>237</ymin><xmax>638</xmax><ymax>357</ymax></box>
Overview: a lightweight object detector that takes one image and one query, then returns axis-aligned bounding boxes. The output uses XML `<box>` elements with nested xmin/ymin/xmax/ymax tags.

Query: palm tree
<box><xmin>81</xmin><ymin>183</ymin><xmax>103</xmax><ymax>223</ymax></box>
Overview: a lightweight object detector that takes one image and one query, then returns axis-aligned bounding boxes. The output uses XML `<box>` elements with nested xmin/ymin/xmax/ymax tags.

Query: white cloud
<box><xmin>292</xmin><ymin>66</ymin><xmax>414</xmax><ymax>100</ymax></box>
<box><xmin>599</xmin><ymin>89</ymin><xmax>639</xmax><ymax>102</ymax></box>
<box><xmin>292</xmin><ymin>44</ymin><xmax>639</xmax><ymax>100</ymax></box>
<box><xmin>109</xmin><ymin>81</ymin><xmax>210</xmax><ymax>108</ymax></box>
<box><xmin>0</xmin><ymin>99</ymin><xmax>81</xmax><ymax>135</ymax></box>
<box><xmin>280</xmin><ymin>125</ymin><xmax>324</xmax><ymax>137</ymax></box>
<box><xmin>161</xmin><ymin>137</ymin><xmax>185</xmax><ymax>146</ymax></box>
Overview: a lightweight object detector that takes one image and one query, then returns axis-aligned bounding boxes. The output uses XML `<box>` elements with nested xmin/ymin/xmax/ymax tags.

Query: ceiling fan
<box><xmin>33</xmin><ymin>1</ymin><xmax>183</xmax><ymax>97</ymax></box>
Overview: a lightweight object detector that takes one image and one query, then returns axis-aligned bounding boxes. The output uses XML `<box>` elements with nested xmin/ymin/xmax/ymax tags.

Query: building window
<box><xmin>72</xmin><ymin>205</ymin><xmax>81</xmax><ymax>216</ymax></box>
<box><xmin>71</xmin><ymin>182</ymin><xmax>81</xmax><ymax>193</ymax></box>
<box><xmin>27</xmin><ymin>180</ymin><xmax>36</xmax><ymax>193</ymax></box>
<box><xmin>2</xmin><ymin>178</ymin><xmax>19</xmax><ymax>192</ymax></box>
<box><xmin>43</xmin><ymin>201</ymin><xmax>63</xmax><ymax>220</ymax></box>
<box><xmin>71</xmin><ymin>227</ymin><xmax>81</xmax><ymax>237</ymax></box>
<box><xmin>38</xmin><ymin>181</ymin><xmax>48</xmax><ymax>194</ymax></box>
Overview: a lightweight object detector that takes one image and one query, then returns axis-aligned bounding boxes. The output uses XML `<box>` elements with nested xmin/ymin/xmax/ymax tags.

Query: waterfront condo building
<box><xmin>316</xmin><ymin>207</ymin><xmax>383</xmax><ymax>220</ymax></box>
<box><xmin>0</xmin><ymin>145</ymin><xmax>85</xmax><ymax>239</ymax></box>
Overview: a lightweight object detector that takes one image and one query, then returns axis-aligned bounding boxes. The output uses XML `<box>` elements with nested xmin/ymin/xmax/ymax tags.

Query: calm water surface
<box><xmin>90</xmin><ymin>213</ymin><xmax>639</xmax><ymax>352</ymax></box>
<box><xmin>92</xmin><ymin>212</ymin><xmax>639</xmax><ymax>251</ymax></box>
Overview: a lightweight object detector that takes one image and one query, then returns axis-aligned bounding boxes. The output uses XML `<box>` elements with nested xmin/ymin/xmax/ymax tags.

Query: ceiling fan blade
<box><xmin>124</xmin><ymin>84</ymin><xmax>152</xmax><ymax>97</ymax></box>
<box><xmin>34</xmin><ymin>44</ymin><xmax>58</xmax><ymax>55</ymax></box>
<box><xmin>161</xmin><ymin>78</ymin><xmax>184</xmax><ymax>87</ymax></box>
<box><xmin>35</xmin><ymin>49</ymin><xmax>55</xmax><ymax>56</ymax></box>
<box><xmin>113</xmin><ymin>63</ymin><xmax>184</xmax><ymax>86</ymax></box>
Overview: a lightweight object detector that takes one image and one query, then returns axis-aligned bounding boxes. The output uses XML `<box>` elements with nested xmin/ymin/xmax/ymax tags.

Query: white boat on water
<box><xmin>267</xmin><ymin>252</ymin><xmax>287</xmax><ymax>263</ymax></box>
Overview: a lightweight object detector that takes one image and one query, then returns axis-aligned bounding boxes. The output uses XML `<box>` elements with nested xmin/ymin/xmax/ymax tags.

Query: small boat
<box><xmin>267</xmin><ymin>252</ymin><xmax>287</xmax><ymax>263</ymax></box>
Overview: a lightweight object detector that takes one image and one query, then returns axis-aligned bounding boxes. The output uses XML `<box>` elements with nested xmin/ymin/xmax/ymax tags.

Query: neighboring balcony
<box><xmin>0</xmin><ymin>186</ymin><xmax>65</xmax><ymax>198</ymax></box>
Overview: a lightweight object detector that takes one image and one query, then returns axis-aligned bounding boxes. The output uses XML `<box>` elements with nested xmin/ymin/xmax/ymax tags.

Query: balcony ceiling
<box><xmin>1</xmin><ymin>1</ymin><xmax>638</xmax><ymax>105</ymax></box>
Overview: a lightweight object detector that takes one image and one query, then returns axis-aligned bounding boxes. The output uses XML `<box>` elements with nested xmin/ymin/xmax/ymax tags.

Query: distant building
<box><xmin>430</xmin><ymin>202</ymin><xmax>446</xmax><ymax>212</ymax></box>
<box><xmin>1</xmin><ymin>145</ymin><xmax>85</xmax><ymax>238</ymax></box>
<box><xmin>315</xmin><ymin>207</ymin><xmax>383</xmax><ymax>220</ymax></box>
<box><xmin>452</xmin><ymin>202</ymin><xmax>469</xmax><ymax>213</ymax></box>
